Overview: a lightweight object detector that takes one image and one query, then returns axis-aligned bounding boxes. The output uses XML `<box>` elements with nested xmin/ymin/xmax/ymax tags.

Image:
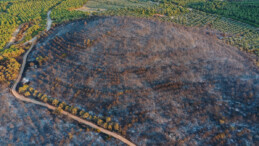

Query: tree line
<box><xmin>18</xmin><ymin>84</ymin><xmax>123</xmax><ymax>134</ymax></box>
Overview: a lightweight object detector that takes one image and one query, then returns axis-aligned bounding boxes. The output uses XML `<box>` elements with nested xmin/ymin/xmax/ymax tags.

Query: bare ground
<box><xmin>24</xmin><ymin>16</ymin><xmax>259</xmax><ymax>145</ymax></box>
<box><xmin>0</xmin><ymin>85</ymin><xmax>122</xmax><ymax>145</ymax></box>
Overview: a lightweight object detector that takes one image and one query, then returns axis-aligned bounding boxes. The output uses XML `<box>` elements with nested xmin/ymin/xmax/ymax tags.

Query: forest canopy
<box><xmin>189</xmin><ymin>1</ymin><xmax>259</xmax><ymax>27</ymax></box>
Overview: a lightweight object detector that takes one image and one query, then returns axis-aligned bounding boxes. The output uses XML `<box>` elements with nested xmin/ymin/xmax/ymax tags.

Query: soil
<box><xmin>24</xmin><ymin>16</ymin><xmax>259</xmax><ymax>145</ymax></box>
<box><xmin>0</xmin><ymin>86</ymin><xmax>122</xmax><ymax>145</ymax></box>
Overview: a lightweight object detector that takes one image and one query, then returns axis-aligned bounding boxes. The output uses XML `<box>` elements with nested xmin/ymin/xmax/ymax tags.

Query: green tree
<box><xmin>108</xmin><ymin>124</ymin><xmax>113</xmax><ymax>130</ymax></box>
<box><xmin>97</xmin><ymin>119</ymin><xmax>103</xmax><ymax>126</ymax></box>
<box><xmin>87</xmin><ymin>39</ymin><xmax>91</xmax><ymax>47</ymax></box>
<box><xmin>52</xmin><ymin>99</ymin><xmax>59</xmax><ymax>106</ymax></box>
<box><xmin>18</xmin><ymin>84</ymin><xmax>29</xmax><ymax>93</ymax></box>
<box><xmin>24</xmin><ymin>91</ymin><xmax>31</xmax><ymax>97</ymax></box>
<box><xmin>114</xmin><ymin>123</ymin><xmax>120</xmax><ymax>131</ymax></box>
<box><xmin>33</xmin><ymin>90</ymin><xmax>38</xmax><ymax>97</ymax></box>
<box><xmin>79</xmin><ymin>110</ymin><xmax>85</xmax><ymax>116</ymax></box>
<box><xmin>65</xmin><ymin>105</ymin><xmax>70</xmax><ymax>111</ymax></box>
<box><xmin>106</xmin><ymin>117</ymin><xmax>111</xmax><ymax>123</ymax></box>
<box><xmin>59</xmin><ymin>101</ymin><xmax>66</xmax><ymax>109</ymax></box>
<box><xmin>41</xmin><ymin>94</ymin><xmax>47</xmax><ymax>101</ymax></box>
<box><xmin>43</xmin><ymin>97</ymin><xmax>48</xmax><ymax>103</ymax></box>
<box><xmin>72</xmin><ymin>108</ymin><xmax>78</xmax><ymax>115</ymax></box>
<box><xmin>103</xmin><ymin>123</ymin><xmax>108</xmax><ymax>129</ymax></box>
<box><xmin>37</xmin><ymin>93</ymin><xmax>42</xmax><ymax>99</ymax></box>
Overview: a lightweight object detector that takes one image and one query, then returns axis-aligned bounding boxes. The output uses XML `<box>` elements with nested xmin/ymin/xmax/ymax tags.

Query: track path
<box><xmin>46</xmin><ymin>10</ymin><xmax>52</xmax><ymax>31</ymax></box>
<box><xmin>4</xmin><ymin>24</ymin><xmax>22</xmax><ymax>50</ymax></box>
<box><xmin>10</xmin><ymin>11</ymin><xmax>136</xmax><ymax>146</ymax></box>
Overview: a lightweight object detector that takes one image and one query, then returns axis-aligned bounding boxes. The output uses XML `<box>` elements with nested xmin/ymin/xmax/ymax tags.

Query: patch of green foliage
<box><xmin>189</xmin><ymin>1</ymin><xmax>259</xmax><ymax>27</ymax></box>
<box><xmin>0</xmin><ymin>0</ymin><xmax>89</xmax><ymax>83</ymax></box>
<box><xmin>98</xmin><ymin>0</ymin><xmax>189</xmax><ymax>17</ymax></box>
<box><xmin>51</xmin><ymin>0</ymin><xmax>89</xmax><ymax>23</ymax></box>
<box><xmin>86</xmin><ymin>0</ymin><xmax>156</xmax><ymax>10</ymax></box>
<box><xmin>152</xmin><ymin>0</ymin><xmax>206</xmax><ymax>6</ymax></box>
<box><xmin>0</xmin><ymin>0</ymin><xmax>89</xmax><ymax>51</ymax></box>
<box><xmin>0</xmin><ymin>0</ymin><xmax>63</xmax><ymax>50</ymax></box>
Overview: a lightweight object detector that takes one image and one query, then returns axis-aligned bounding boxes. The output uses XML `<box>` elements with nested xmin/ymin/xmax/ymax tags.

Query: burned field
<box><xmin>23</xmin><ymin>17</ymin><xmax>258</xmax><ymax>145</ymax></box>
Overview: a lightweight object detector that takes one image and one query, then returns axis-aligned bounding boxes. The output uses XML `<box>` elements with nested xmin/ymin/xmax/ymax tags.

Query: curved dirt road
<box><xmin>11</xmin><ymin>23</ymin><xmax>136</xmax><ymax>146</ymax></box>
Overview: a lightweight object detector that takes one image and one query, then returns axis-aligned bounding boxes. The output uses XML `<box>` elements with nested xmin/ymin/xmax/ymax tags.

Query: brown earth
<box><xmin>24</xmin><ymin>16</ymin><xmax>259</xmax><ymax>145</ymax></box>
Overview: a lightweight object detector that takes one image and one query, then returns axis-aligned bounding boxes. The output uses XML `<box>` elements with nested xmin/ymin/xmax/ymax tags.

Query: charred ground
<box><xmin>24</xmin><ymin>17</ymin><xmax>258</xmax><ymax>145</ymax></box>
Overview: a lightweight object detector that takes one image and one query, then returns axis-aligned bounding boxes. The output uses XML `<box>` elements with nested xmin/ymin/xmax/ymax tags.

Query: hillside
<box><xmin>0</xmin><ymin>85</ymin><xmax>122</xmax><ymax>145</ymax></box>
<box><xmin>21</xmin><ymin>17</ymin><xmax>259</xmax><ymax>145</ymax></box>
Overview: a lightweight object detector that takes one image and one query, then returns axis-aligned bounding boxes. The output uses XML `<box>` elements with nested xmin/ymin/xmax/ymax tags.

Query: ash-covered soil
<box><xmin>0</xmin><ymin>85</ymin><xmax>122</xmax><ymax>145</ymax></box>
<box><xmin>25</xmin><ymin>17</ymin><xmax>258</xmax><ymax>145</ymax></box>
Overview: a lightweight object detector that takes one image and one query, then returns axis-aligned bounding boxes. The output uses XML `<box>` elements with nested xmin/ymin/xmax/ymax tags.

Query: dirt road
<box><xmin>46</xmin><ymin>10</ymin><xmax>52</xmax><ymax>31</ymax></box>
